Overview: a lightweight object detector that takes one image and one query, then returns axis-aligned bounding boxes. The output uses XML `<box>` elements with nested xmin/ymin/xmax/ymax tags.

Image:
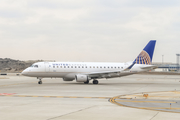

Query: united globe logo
<box><xmin>135</xmin><ymin>50</ymin><xmax>151</xmax><ymax>65</ymax></box>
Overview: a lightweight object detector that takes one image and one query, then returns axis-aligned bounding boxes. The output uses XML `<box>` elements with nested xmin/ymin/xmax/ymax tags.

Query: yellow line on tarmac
<box><xmin>173</xmin><ymin>91</ymin><xmax>180</xmax><ymax>94</ymax></box>
<box><xmin>119</xmin><ymin>98</ymin><xmax>132</xmax><ymax>99</ymax></box>
<box><xmin>109</xmin><ymin>95</ymin><xmax>180</xmax><ymax>113</ymax></box>
<box><xmin>98</xmin><ymin>97</ymin><xmax>108</xmax><ymax>99</ymax></box>
<box><xmin>56</xmin><ymin>96</ymin><xmax>64</xmax><ymax>98</ymax></box>
<box><xmin>32</xmin><ymin>96</ymin><xmax>38</xmax><ymax>97</ymax></box>
<box><xmin>129</xmin><ymin>95</ymin><xmax>180</xmax><ymax>98</ymax></box>
<box><xmin>69</xmin><ymin>96</ymin><xmax>78</xmax><ymax>98</ymax></box>
<box><xmin>108</xmin><ymin>91</ymin><xmax>180</xmax><ymax>113</ymax></box>
<box><xmin>0</xmin><ymin>82</ymin><xmax>33</xmax><ymax>87</ymax></box>
<box><xmin>84</xmin><ymin>97</ymin><xmax>92</xmax><ymax>98</ymax></box>
<box><xmin>0</xmin><ymin>94</ymin><xmax>110</xmax><ymax>99</ymax></box>
<box><xmin>115</xmin><ymin>100</ymin><xmax>176</xmax><ymax>103</ymax></box>
<box><xmin>43</xmin><ymin>96</ymin><xmax>51</xmax><ymax>98</ymax></box>
<box><xmin>5</xmin><ymin>95</ymin><xmax>15</xmax><ymax>97</ymax></box>
<box><xmin>139</xmin><ymin>107</ymin><xmax>180</xmax><ymax>110</ymax></box>
<box><xmin>18</xmin><ymin>95</ymin><xmax>27</xmax><ymax>97</ymax></box>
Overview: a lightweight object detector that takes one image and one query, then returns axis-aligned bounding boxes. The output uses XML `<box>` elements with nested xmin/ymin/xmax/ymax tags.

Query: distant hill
<box><xmin>0</xmin><ymin>58</ymin><xmax>41</xmax><ymax>73</ymax></box>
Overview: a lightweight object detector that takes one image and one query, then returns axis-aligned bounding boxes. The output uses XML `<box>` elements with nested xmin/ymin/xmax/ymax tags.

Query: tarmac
<box><xmin>0</xmin><ymin>74</ymin><xmax>180</xmax><ymax>120</ymax></box>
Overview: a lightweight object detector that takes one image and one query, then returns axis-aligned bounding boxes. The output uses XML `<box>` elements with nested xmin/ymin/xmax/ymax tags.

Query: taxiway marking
<box><xmin>109</xmin><ymin>91</ymin><xmax>180</xmax><ymax>113</ymax></box>
<box><xmin>115</xmin><ymin>100</ymin><xmax>177</xmax><ymax>103</ymax></box>
<box><xmin>0</xmin><ymin>93</ymin><xmax>16</xmax><ymax>95</ymax></box>
<box><xmin>0</xmin><ymin>83</ymin><xmax>33</xmax><ymax>87</ymax></box>
<box><xmin>0</xmin><ymin>94</ymin><xmax>110</xmax><ymax>99</ymax></box>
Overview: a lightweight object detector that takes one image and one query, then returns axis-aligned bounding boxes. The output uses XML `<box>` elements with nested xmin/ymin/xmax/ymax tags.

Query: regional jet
<box><xmin>22</xmin><ymin>40</ymin><xmax>157</xmax><ymax>84</ymax></box>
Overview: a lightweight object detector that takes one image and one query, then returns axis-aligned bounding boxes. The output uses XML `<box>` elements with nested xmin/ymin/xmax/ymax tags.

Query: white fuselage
<box><xmin>21</xmin><ymin>40</ymin><xmax>157</xmax><ymax>84</ymax></box>
<box><xmin>22</xmin><ymin>62</ymin><xmax>152</xmax><ymax>81</ymax></box>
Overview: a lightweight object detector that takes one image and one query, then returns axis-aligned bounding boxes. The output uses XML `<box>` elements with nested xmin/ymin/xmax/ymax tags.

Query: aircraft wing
<box><xmin>85</xmin><ymin>71</ymin><xmax>136</xmax><ymax>79</ymax></box>
<box><xmin>84</xmin><ymin>62</ymin><xmax>136</xmax><ymax>79</ymax></box>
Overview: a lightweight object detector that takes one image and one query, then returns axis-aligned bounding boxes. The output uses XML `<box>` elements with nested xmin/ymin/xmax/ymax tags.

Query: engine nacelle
<box><xmin>75</xmin><ymin>74</ymin><xmax>90</xmax><ymax>82</ymax></box>
<box><xmin>63</xmin><ymin>77</ymin><xmax>74</xmax><ymax>81</ymax></box>
<box><xmin>63</xmin><ymin>74</ymin><xmax>75</xmax><ymax>81</ymax></box>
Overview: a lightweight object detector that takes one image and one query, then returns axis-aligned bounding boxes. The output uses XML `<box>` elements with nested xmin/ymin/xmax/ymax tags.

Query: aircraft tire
<box><xmin>38</xmin><ymin>81</ymin><xmax>42</xmax><ymax>84</ymax></box>
<box><xmin>93</xmin><ymin>80</ymin><xmax>98</xmax><ymax>84</ymax></box>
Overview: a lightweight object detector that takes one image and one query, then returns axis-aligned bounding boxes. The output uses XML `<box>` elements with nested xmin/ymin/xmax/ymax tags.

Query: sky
<box><xmin>0</xmin><ymin>0</ymin><xmax>180</xmax><ymax>63</ymax></box>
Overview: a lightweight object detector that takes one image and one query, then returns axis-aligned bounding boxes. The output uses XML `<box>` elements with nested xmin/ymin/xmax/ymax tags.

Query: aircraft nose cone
<box><xmin>21</xmin><ymin>69</ymin><xmax>29</xmax><ymax>76</ymax></box>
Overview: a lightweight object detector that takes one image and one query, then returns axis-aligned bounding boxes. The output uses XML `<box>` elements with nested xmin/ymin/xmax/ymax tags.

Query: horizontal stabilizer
<box><xmin>140</xmin><ymin>65</ymin><xmax>158</xmax><ymax>70</ymax></box>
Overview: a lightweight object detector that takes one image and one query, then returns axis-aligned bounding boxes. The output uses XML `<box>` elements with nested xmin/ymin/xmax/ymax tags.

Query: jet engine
<box><xmin>63</xmin><ymin>77</ymin><xmax>74</xmax><ymax>81</ymax></box>
<box><xmin>75</xmin><ymin>74</ymin><xmax>90</xmax><ymax>82</ymax></box>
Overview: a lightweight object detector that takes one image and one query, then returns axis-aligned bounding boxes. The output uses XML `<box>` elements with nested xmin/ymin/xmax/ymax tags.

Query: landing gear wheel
<box><xmin>38</xmin><ymin>80</ymin><xmax>42</xmax><ymax>84</ymax></box>
<box><xmin>84</xmin><ymin>80</ymin><xmax>89</xmax><ymax>84</ymax></box>
<box><xmin>93</xmin><ymin>80</ymin><xmax>98</xmax><ymax>84</ymax></box>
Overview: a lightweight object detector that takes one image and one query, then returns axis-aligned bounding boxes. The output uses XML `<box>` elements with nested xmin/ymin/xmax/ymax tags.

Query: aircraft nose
<box><xmin>21</xmin><ymin>69</ymin><xmax>29</xmax><ymax>76</ymax></box>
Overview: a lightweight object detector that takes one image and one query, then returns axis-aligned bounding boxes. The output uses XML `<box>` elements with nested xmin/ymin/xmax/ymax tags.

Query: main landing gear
<box><xmin>83</xmin><ymin>80</ymin><xmax>99</xmax><ymax>84</ymax></box>
<box><xmin>38</xmin><ymin>78</ymin><xmax>42</xmax><ymax>84</ymax></box>
<box><xmin>84</xmin><ymin>80</ymin><xmax>89</xmax><ymax>84</ymax></box>
<box><xmin>93</xmin><ymin>80</ymin><xmax>98</xmax><ymax>84</ymax></box>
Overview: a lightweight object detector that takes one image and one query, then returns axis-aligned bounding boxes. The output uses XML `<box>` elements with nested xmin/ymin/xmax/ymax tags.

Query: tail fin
<box><xmin>134</xmin><ymin>40</ymin><xmax>156</xmax><ymax>65</ymax></box>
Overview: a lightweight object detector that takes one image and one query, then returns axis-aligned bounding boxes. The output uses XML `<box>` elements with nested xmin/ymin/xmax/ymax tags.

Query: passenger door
<box><xmin>44</xmin><ymin>62</ymin><xmax>50</xmax><ymax>72</ymax></box>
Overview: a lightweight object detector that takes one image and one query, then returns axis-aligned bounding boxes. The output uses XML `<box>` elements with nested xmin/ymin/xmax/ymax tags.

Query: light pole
<box><xmin>176</xmin><ymin>54</ymin><xmax>180</xmax><ymax>72</ymax></box>
<box><xmin>162</xmin><ymin>55</ymin><xmax>164</xmax><ymax>64</ymax></box>
<box><xmin>162</xmin><ymin>55</ymin><xmax>164</xmax><ymax>71</ymax></box>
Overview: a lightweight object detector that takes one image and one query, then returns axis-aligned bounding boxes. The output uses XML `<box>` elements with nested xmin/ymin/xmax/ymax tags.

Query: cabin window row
<box><xmin>53</xmin><ymin>66</ymin><xmax>123</xmax><ymax>69</ymax></box>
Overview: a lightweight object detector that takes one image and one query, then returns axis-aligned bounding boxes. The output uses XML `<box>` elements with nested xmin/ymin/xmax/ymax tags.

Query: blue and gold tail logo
<box><xmin>134</xmin><ymin>40</ymin><xmax>156</xmax><ymax>65</ymax></box>
<box><xmin>134</xmin><ymin>50</ymin><xmax>151</xmax><ymax>65</ymax></box>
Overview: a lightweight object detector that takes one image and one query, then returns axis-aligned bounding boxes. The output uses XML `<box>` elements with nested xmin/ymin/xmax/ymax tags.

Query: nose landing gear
<box><xmin>37</xmin><ymin>78</ymin><xmax>43</xmax><ymax>84</ymax></box>
<box><xmin>38</xmin><ymin>80</ymin><xmax>42</xmax><ymax>84</ymax></box>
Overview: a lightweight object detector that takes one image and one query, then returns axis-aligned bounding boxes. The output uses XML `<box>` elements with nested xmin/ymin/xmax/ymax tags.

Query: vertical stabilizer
<box><xmin>134</xmin><ymin>40</ymin><xmax>156</xmax><ymax>65</ymax></box>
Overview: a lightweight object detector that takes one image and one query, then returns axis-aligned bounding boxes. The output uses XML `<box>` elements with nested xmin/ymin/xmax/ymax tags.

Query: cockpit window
<box><xmin>34</xmin><ymin>65</ymin><xmax>38</xmax><ymax>68</ymax></box>
<box><xmin>30</xmin><ymin>64</ymin><xmax>38</xmax><ymax>68</ymax></box>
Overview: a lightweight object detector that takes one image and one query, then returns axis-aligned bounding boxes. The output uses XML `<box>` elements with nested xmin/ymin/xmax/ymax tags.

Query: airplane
<box><xmin>22</xmin><ymin>40</ymin><xmax>157</xmax><ymax>84</ymax></box>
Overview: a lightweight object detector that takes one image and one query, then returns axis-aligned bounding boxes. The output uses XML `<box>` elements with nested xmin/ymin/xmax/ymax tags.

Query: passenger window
<box><xmin>97</xmin><ymin>66</ymin><xmax>98</xmax><ymax>68</ymax></box>
<box><xmin>53</xmin><ymin>66</ymin><xmax>55</xmax><ymax>68</ymax></box>
<box><xmin>57</xmin><ymin>66</ymin><xmax>59</xmax><ymax>68</ymax></box>
<box><xmin>111</xmin><ymin>67</ymin><xmax>113</xmax><ymax>69</ymax></box>
<box><xmin>115</xmin><ymin>67</ymin><xmax>116</xmax><ymax>69</ymax></box>
<box><xmin>79</xmin><ymin>66</ymin><xmax>80</xmax><ymax>68</ymax></box>
<box><xmin>104</xmin><ymin>67</ymin><xmax>106</xmax><ymax>68</ymax></box>
<box><xmin>82</xmin><ymin>66</ymin><xmax>84</xmax><ymax>68</ymax></box>
<box><xmin>64</xmin><ymin>66</ymin><xmax>66</xmax><ymax>68</ymax></box>
<box><xmin>93</xmin><ymin>66</ymin><xmax>95</xmax><ymax>68</ymax></box>
<box><xmin>71</xmin><ymin>66</ymin><xmax>73</xmax><ymax>68</ymax></box>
